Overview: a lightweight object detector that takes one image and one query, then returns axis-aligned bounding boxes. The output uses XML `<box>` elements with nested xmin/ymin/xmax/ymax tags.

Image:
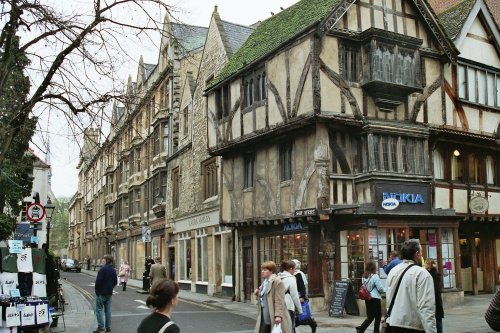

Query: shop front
<box><xmin>173</xmin><ymin>208</ymin><xmax>233</xmax><ymax>296</ymax></box>
<box><xmin>332</xmin><ymin>180</ymin><xmax>462</xmax><ymax>307</ymax></box>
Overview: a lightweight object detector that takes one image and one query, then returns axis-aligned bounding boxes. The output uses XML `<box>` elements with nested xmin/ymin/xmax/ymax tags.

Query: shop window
<box><xmin>340</xmin><ymin>230</ymin><xmax>365</xmax><ymax>291</ymax></box>
<box><xmin>244</xmin><ymin>154</ymin><xmax>255</xmax><ymax>189</ymax></box>
<box><xmin>280</xmin><ymin>143</ymin><xmax>293</xmax><ymax>182</ymax></box>
<box><xmin>178</xmin><ymin>233</ymin><xmax>191</xmax><ymax>281</ymax></box>
<box><xmin>441</xmin><ymin>229</ymin><xmax>456</xmax><ymax>289</ymax></box>
<box><xmin>258</xmin><ymin>232</ymin><xmax>308</xmax><ymax>274</ymax></box>
<box><xmin>202</xmin><ymin>157</ymin><xmax>218</xmax><ymax>200</ymax></box>
<box><xmin>196</xmin><ymin>229</ymin><xmax>208</xmax><ymax>282</ymax></box>
<box><xmin>366</xmin><ymin>228</ymin><xmax>406</xmax><ymax>285</ymax></box>
<box><xmin>215</xmin><ymin>226</ymin><xmax>233</xmax><ymax>285</ymax></box>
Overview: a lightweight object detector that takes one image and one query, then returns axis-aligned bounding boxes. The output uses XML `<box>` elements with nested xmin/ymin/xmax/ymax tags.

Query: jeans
<box><xmin>436</xmin><ymin>317</ymin><xmax>443</xmax><ymax>333</ymax></box>
<box><xmin>359</xmin><ymin>298</ymin><xmax>382</xmax><ymax>333</ymax></box>
<box><xmin>289</xmin><ymin>310</ymin><xmax>296</xmax><ymax>333</ymax></box>
<box><xmin>95</xmin><ymin>294</ymin><xmax>112</xmax><ymax>329</ymax></box>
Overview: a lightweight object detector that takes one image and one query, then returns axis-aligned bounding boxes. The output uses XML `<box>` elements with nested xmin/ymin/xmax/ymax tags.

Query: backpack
<box><xmin>358</xmin><ymin>275</ymin><xmax>373</xmax><ymax>300</ymax></box>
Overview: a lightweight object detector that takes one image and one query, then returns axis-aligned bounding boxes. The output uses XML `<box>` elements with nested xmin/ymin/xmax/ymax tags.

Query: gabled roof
<box><xmin>429</xmin><ymin>0</ymin><xmax>500</xmax><ymax>24</ymax></box>
<box><xmin>220</xmin><ymin>20</ymin><xmax>255</xmax><ymax>56</ymax></box>
<box><xmin>207</xmin><ymin>0</ymin><xmax>340</xmax><ymax>90</ymax></box>
<box><xmin>171</xmin><ymin>23</ymin><xmax>208</xmax><ymax>54</ymax></box>
<box><xmin>437</xmin><ymin>0</ymin><xmax>477</xmax><ymax>40</ymax></box>
<box><xmin>144</xmin><ymin>63</ymin><xmax>156</xmax><ymax>80</ymax></box>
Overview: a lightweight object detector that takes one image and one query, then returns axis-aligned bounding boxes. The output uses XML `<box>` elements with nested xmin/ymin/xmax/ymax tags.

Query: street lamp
<box><xmin>45</xmin><ymin>197</ymin><xmax>56</xmax><ymax>250</ymax></box>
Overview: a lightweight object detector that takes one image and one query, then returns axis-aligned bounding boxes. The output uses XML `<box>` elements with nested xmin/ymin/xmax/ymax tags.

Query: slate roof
<box><xmin>171</xmin><ymin>23</ymin><xmax>209</xmax><ymax>54</ymax></box>
<box><xmin>221</xmin><ymin>20</ymin><xmax>255</xmax><ymax>56</ymax></box>
<box><xmin>429</xmin><ymin>0</ymin><xmax>500</xmax><ymax>25</ymax></box>
<box><xmin>437</xmin><ymin>0</ymin><xmax>477</xmax><ymax>40</ymax></box>
<box><xmin>207</xmin><ymin>0</ymin><xmax>340</xmax><ymax>90</ymax></box>
<box><xmin>144</xmin><ymin>63</ymin><xmax>156</xmax><ymax>80</ymax></box>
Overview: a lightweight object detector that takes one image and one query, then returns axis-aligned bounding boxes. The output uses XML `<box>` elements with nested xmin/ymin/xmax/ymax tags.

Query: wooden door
<box><xmin>243</xmin><ymin>238</ymin><xmax>253</xmax><ymax>301</ymax></box>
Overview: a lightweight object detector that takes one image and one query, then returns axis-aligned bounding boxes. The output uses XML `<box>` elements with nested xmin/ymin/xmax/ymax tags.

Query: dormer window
<box><xmin>243</xmin><ymin>68</ymin><xmax>267</xmax><ymax>110</ymax></box>
<box><xmin>457</xmin><ymin>60</ymin><xmax>500</xmax><ymax>109</ymax></box>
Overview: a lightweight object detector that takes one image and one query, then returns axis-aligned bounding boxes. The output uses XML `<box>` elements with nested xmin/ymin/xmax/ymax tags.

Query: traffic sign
<box><xmin>26</xmin><ymin>203</ymin><xmax>46</xmax><ymax>222</ymax></box>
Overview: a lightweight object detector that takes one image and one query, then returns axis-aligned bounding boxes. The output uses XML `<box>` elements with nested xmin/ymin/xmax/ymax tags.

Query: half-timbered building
<box><xmin>205</xmin><ymin>0</ymin><xmax>500</xmax><ymax>308</ymax></box>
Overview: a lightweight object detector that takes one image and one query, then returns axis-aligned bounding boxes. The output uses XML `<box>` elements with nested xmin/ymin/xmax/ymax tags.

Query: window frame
<box><xmin>202</xmin><ymin>157</ymin><xmax>218</xmax><ymax>200</ymax></box>
<box><xmin>280</xmin><ymin>142</ymin><xmax>293</xmax><ymax>182</ymax></box>
<box><xmin>457</xmin><ymin>60</ymin><xmax>500</xmax><ymax>109</ymax></box>
<box><xmin>172</xmin><ymin>167</ymin><xmax>180</xmax><ymax>209</ymax></box>
<box><xmin>243</xmin><ymin>154</ymin><xmax>255</xmax><ymax>189</ymax></box>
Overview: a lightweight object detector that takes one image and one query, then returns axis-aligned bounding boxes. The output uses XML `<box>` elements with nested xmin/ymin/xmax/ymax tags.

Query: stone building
<box><xmin>205</xmin><ymin>0</ymin><xmax>500</xmax><ymax>309</ymax></box>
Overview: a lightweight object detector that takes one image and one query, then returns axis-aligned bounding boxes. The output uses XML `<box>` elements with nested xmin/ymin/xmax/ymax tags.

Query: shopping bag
<box><xmin>31</xmin><ymin>273</ymin><xmax>47</xmax><ymax>297</ymax></box>
<box><xmin>271</xmin><ymin>323</ymin><xmax>282</xmax><ymax>333</ymax></box>
<box><xmin>0</xmin><ymin>272</ymin><xmax>18</xmax><ymax>295</ymax></box>
<box><xmin>380</xmin><ymin>317</ymin><xmax>391</xmax><ymax>333</ymax></box>
<box><xmin>21</xmin><ymin>305</ymin><xmax>36</xmax><ymax>326</ymax></box>
<box><xmin>17</xmin><ymin>248</ymin><xmax>33</xmax><ymax>273</ymax></box>
<box><xmin>5</xmin><ymin>304</ymin><xmax>21</xmax><ymax>327</ymax></box>
<box><xmin>298</xmin><ymin>300</ymin><xmax>312</xmax><ymax>321</ymax></box>
<box><xmin>36</xmin><ymin>303</ymin><xmax>49</xmax><ymax>325</ymax></box>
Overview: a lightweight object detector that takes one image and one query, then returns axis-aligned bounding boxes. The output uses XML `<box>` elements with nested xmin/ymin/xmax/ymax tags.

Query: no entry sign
<box><xmin>26</xmin><ymin>203</ymin><xmax>46</xmax><ymax>222</ymax></box>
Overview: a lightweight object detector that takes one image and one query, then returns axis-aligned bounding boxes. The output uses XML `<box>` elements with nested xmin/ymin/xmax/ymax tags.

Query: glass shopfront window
<box><xmin>340</xmin><ymin>230</ymin><xmax>365</xmax><ymax>291</ymax></box>
<box><xmin>214</xmin><ymin>226</ymin><xmax>233</xmax><ymax>285</ymax></box>
<box><xmin>258</xmin><ymin>232</ymin><xmax>308</xmax><ymax>274</ymax></box>
<box><xmin>196</xmin><ymin>229</ymin><xmax>208</xmax><ymax>282</ymax></box>
<box><xmin>367</xmin><ymin>228</ymin><xmax>406</xmax><ymax>282</ymax></box>
<box><xmin>178</xmin><ymin>232</ymin><xmax>191</xmax><ymax>281</ymax></box>
<box><xmin>441</xmin><ymin>229</ymin><xmax>456</xmax><ymax>289</ymax></box>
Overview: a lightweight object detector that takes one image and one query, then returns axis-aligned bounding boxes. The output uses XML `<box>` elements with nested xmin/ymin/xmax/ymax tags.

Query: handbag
<box><xmin>298</xmin><ymin>300</ymin><xmax>312</xmax><ymax>321</ymax></box>
<box><xmin>381</xmin><ymin>264</ymin><xmax>415</xmax><ymax>333</ymax></box>
<box><xmin>158</xmin><ymin>320</ymin><xmax>175</xmax><ymax>333</ymax></box>
<box><xmin>118</xmin><ymin>271</ymin><xmax>125</xmax><ymax>277</ymax></box>
<box><xmin>358</xmin><ymin>275</ymin><xmax>373</xmax><ymax>300</ymax></box>
<box><xmin>271</xmin><ymin>323</ymin><xmax>282</xmax><ymax>333</ymax></box>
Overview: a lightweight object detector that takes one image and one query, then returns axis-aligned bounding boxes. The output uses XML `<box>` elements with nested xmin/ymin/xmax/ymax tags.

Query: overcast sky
<box><xmin>35</xmin><ymin>0</ymin><xmax>298</xmax><ymax>198</ymax></box>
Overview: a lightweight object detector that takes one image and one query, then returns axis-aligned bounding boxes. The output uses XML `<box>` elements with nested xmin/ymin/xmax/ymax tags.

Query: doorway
<box><xmin>243</xmin><ymin>237</ymin><xmax>253</xmax><ymax>301</ymax></box>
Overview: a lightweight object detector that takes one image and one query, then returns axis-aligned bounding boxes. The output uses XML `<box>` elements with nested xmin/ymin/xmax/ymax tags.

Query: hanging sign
<box><xmin>8</xmin><ymin>240</ymin><xmax>23</xmax><ymax>254</ymax></box>
<box><xmin>142</xmin><ymin>226</ymin><xmax>151</xmax><ymax>243</ymax></box>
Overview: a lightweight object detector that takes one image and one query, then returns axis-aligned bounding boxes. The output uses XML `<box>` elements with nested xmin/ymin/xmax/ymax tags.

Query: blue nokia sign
<box><xmin>382</xmin><ymin>192</ymin><xmax>425</xmax><ymax>204</ymax></box>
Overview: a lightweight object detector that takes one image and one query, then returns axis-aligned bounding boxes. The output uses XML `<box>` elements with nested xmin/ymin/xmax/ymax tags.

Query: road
<box><xmin>60</xmin><ymin>271</ymin><xmax>256</xmax><ymax>333</ymax></box>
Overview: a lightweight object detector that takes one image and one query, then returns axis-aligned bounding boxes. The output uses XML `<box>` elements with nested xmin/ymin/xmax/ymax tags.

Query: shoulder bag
<box><xmin>358</xmin><ymin>275</ymin><xmax>373</xmax><ymax>300</ymax></box>
<box><xmin>158</xmin><ymin>320</ymin><xmax>175</xmax><ymax>333</ymax></box>
<box><xmin>380</xmin><ymin>264</ymin><xmax>415</xmax><ymax>333</ymax></box>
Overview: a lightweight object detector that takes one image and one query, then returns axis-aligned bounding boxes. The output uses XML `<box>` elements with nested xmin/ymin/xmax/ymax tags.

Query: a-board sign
<box><xmin>329</xmin><ymin>280</ymin><xmax>360</xmax><ymax>317</ymax></box>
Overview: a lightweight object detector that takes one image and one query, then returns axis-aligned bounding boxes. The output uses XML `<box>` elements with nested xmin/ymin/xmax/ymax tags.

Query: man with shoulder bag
<box><xmin>383</xmin><ymin>239</ymin><xmax>437</xmax><ymax>333</ymax></box>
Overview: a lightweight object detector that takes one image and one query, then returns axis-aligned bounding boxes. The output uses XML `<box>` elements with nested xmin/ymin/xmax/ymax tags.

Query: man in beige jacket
<box><xmin>149</xmin><ymin>256</ymin><xmax>167</xmax><ymax>287</ymax></box>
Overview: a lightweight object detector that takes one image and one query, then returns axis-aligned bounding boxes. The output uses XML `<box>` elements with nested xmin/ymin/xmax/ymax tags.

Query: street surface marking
<box><xmin>178</xmin><ymin>298</ymin><xmax>218</xmax><ymax>310</ymax></box>
<box><xmin>134</xmin><ymin>300</ymin><xmax>146</xmax><ymax>305</ymax></box>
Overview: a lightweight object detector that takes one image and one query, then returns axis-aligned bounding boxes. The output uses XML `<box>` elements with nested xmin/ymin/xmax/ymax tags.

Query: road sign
<box><xmin>142</xmin><ymin>226</ymin><xmax>151</xmax><ymax>243</ymax></box>
<box><xmin>26</xmin><ymin>203</ymin><xmax>45</xmax><ymax>222</ymax></box>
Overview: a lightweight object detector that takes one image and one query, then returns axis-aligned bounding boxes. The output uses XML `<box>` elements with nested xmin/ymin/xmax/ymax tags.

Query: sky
<box><xmin>33</xmin><ymin>0</ymin><xmax>299</xmax><ymax>198</ymax></box>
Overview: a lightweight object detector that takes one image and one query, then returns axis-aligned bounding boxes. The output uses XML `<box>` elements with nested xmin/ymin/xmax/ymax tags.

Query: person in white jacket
<box><xmin>386</xmin><ymin>239</ymin><xmax>437</xmax><ymax>333</ymax></box>
<box><xmin>278</xmin><ymin>260</ymin><xmax>302</xmax><ymax>333</ymax></box>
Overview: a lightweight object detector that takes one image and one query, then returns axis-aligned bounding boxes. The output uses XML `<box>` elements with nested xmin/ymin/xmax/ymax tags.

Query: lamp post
<box><xmin>44</xmin><ymin>197</ymin><xmax>56</xmax><ymax>249</ymax></box>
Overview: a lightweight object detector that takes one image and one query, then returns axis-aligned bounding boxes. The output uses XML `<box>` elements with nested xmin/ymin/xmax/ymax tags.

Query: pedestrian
<box><xmin>145</xmin><ymin>255</ymin><xmax>155</xmax><ymax>276</ymax></box>
<box><xmin>291</xmin><ymin>259</ymin><xmax>317</xmax><ymax>333</ymax></box>
<box><xmin>93</xmin><ymin>254</ymin><xmax>118</xmax><ymax>333</ymax></box>
<box><xmin>386</xmin><ymin>239</ymin><xmax>437</xmax><ymax>333</ymax></box>
<box><xmin>356</xmin><ymin>261</ymin><xmax>385</xmax><ymax>333</ymax></box>
<box><xmin>485</xmin><ymin>289</ymin><xmax>500</xmax><ymax>332</ymax></box>
<box><xmin>150</xmin><ymin>256</ymin><xmax>167</xmax><ymax>287</ymax></box>
<box><xmin>382</xmin><ymin>251</ymin><xmax>402</xmax><ymax>275</ymax></box>
<box><xmin>118</xmin><ymin>260</ymin><xmax>131</xmax><ymax>291</ymax></box>
<box><xmin>425</xmin><ymin>258</ymin><xmax>444</xmax><ymax>333</ymax></box>
<box><xmin>278</xmin><ymin>260</ymin><xmax>302</xmax><ymax>333</ymax></box>
<box><xmin>254</xmin><ymin>261</ymin><xmax>292</xmax><ymax>333</ymax></box>
<box><xmin>137</xmin><ymin>279</ymin><xmax>180</xmax><ymax>333</ymax></box>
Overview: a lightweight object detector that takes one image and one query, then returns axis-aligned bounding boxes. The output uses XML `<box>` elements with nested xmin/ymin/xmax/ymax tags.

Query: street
<box><xmin>59</xmin><ymin>271</ymin><xmax>256</xmax><ymax>333</ymax></box>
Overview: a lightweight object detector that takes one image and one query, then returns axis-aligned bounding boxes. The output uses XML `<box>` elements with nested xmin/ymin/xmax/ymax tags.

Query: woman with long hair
<box><xmin>356</xmin><ymin>261</ymin><xmax>385</xmax><ymax>333</ymax></box>
<box><xmin>137</xmin><ymin>279</ymin><xmax>180</xmax><ymax>333</ymax></box>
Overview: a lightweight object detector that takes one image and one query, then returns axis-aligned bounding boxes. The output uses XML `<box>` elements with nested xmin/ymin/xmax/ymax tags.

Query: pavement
<box><xmin>57</xmin><ymin>269</ymin><xmax>497</xmax><ymax>333</ymax></box>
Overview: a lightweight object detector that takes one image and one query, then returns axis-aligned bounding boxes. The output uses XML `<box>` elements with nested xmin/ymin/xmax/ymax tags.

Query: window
<box><xmin>216</xmin><ymin>85</ymin><xmax>230</xmax><ymax>120</ymax></box>
<box><xmin>451</xmin><ymin>153</ymin><xmax>463</xmax><ymax>182</ymax></box>
<box><xmin>202</xmin><ymin>158</ymin><xmax>218</xmax><ymax>200</ymax></box>
<box><xmin>135</xmin><ymin>148</ymin><xmax>141</xmax><ymax>173</ymax></box>
<box><xmin>162</xmin><ymin>123</ymin><xmax>169</xmax><ymax>154</ymax></box>
<box><xmin>107</xmin><ymin>206</ymin><xmax>114</xmax><ymax>226</ymax></box>
<box><xmin>151</xmin><ymin>96</ymin><xmax>156</xmax><ymax>115</ymax></box>
<box><xmin>441</xmin><ymin>229</ymin><xmax>456</xmax><ymax>288</ymax></box>
<box><xmin>123</xmin><ymin>195</ymin><xmax>129</xmax><ymax>219</ymax></box>
<box><xmin>467</xmin><ymin>154</ymin><xmax>481</xmax><ymax>184</ymax></box>
<box><xmin>370</xmin><ymin>134</ymin><xmax>426</xmax><ymax>174</ymax></box>
<box><xmin>433</xmin><ymin>150</ymin><xmax>444</xmax><ymax>180</ymax></box>
<box><xmin>280</xmin><ymin>143</ymin><xmax>293</xmax><ymax>181</ymax></box>
<box><xmin>153</xmin><ymin>126</ymin><xmax>160</xmax><ymax>156</ymax></box>
<box><xmin>182</xmin><ymin>106</ymin><xmax>189</xmax><ymax>137</ymax></box>
<box><xmin>244</xmin><ymin>154</ymin><xmax>255</xmax><ymax>189</ymax></box>
<box><xmin>134</xmin><ymin>189</ymin><xmax>141</xmax><ymax>215</ymax></box>
<box><xmin>214</xmin><ymin>227</ymin><xmax>233</xmax><ymax>285</ymax></box>
<box><xmin>161</xmin><ymin>171</ymin><xmax>167</xmax><ymax>201</ymax></box>
<box><xmin>178</xmin><ymin>232</ymin><xmax>191</xmax><ymax>281</ymax></box>
<box><xmin>257</xmin><ymin>70</ymin><xmax>267</xmax><ymax>101</ymax></box>
<box><xmin>486</xmin><ymin>155</ymin><xmax>496</xmax><ymax>185</ymax></box>
<box><xmin>124</xmin><ymin>161</ymin><xmax>130</xmax><ymax>182</ymax></box>
<box><xmin>245</xmin><ymin>77</ymin><xmax>254</xmax><ymax>108</ymax></box>
<box><xmin>172</xmin><ymin>167</ymin><xmax>180</xmax><ymax>209</ymax></box>
<box><xmin>196</xmin><ymin>229</ymin><xmax>208</xmax><ymax>282</ymax></box>
<box><xmin>341</xmin><ymin>45</ymin><xmax>359</xmax><ymax>82</ymax></box>
<box><xmin>458</xmin><ymin>62</ymin><xmax>500</xmax><ymax>108</ymax></box>
<box><xmin>369</xmin><ymin>45</ymin><xmax>418</xmax><ymax>87</ymax></box>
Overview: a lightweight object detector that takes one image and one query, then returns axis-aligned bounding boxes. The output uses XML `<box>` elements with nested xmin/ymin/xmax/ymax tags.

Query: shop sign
<box><xmin>174</xmin><ymin>209</ymin><xmax>219</xmax><ymax>233</ymax></box>
<box><xmin>469</xmin><ymin>196</ymin><xmax>489</xmax><ymax>214</ymax></box>
<box><xmin>283</xmin><ymin>222</ymin><xmax>303</xmax><ymax>232</ymax></box>
<box><xmin>375</xmin><ymin>182</ymin><xmax>431</xmax><ymax>214</ymax></box>
<box><xmin>294</xmin><ymin>208</ymin><xmax>317</xmax><ymax>217</ymax></box>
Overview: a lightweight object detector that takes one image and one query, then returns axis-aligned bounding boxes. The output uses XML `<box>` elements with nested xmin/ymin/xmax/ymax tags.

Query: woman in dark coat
<box><xmin>426</xmin><ymin>258</ymin><xmax>444</xmax><ymax>333</ymax></box>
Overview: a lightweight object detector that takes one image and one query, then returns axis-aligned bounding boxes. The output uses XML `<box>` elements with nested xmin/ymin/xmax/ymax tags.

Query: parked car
<box><xmin>61</xmin><ymin>259</ymin><xmax>81</xmax><ymax>272</ymax></box>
